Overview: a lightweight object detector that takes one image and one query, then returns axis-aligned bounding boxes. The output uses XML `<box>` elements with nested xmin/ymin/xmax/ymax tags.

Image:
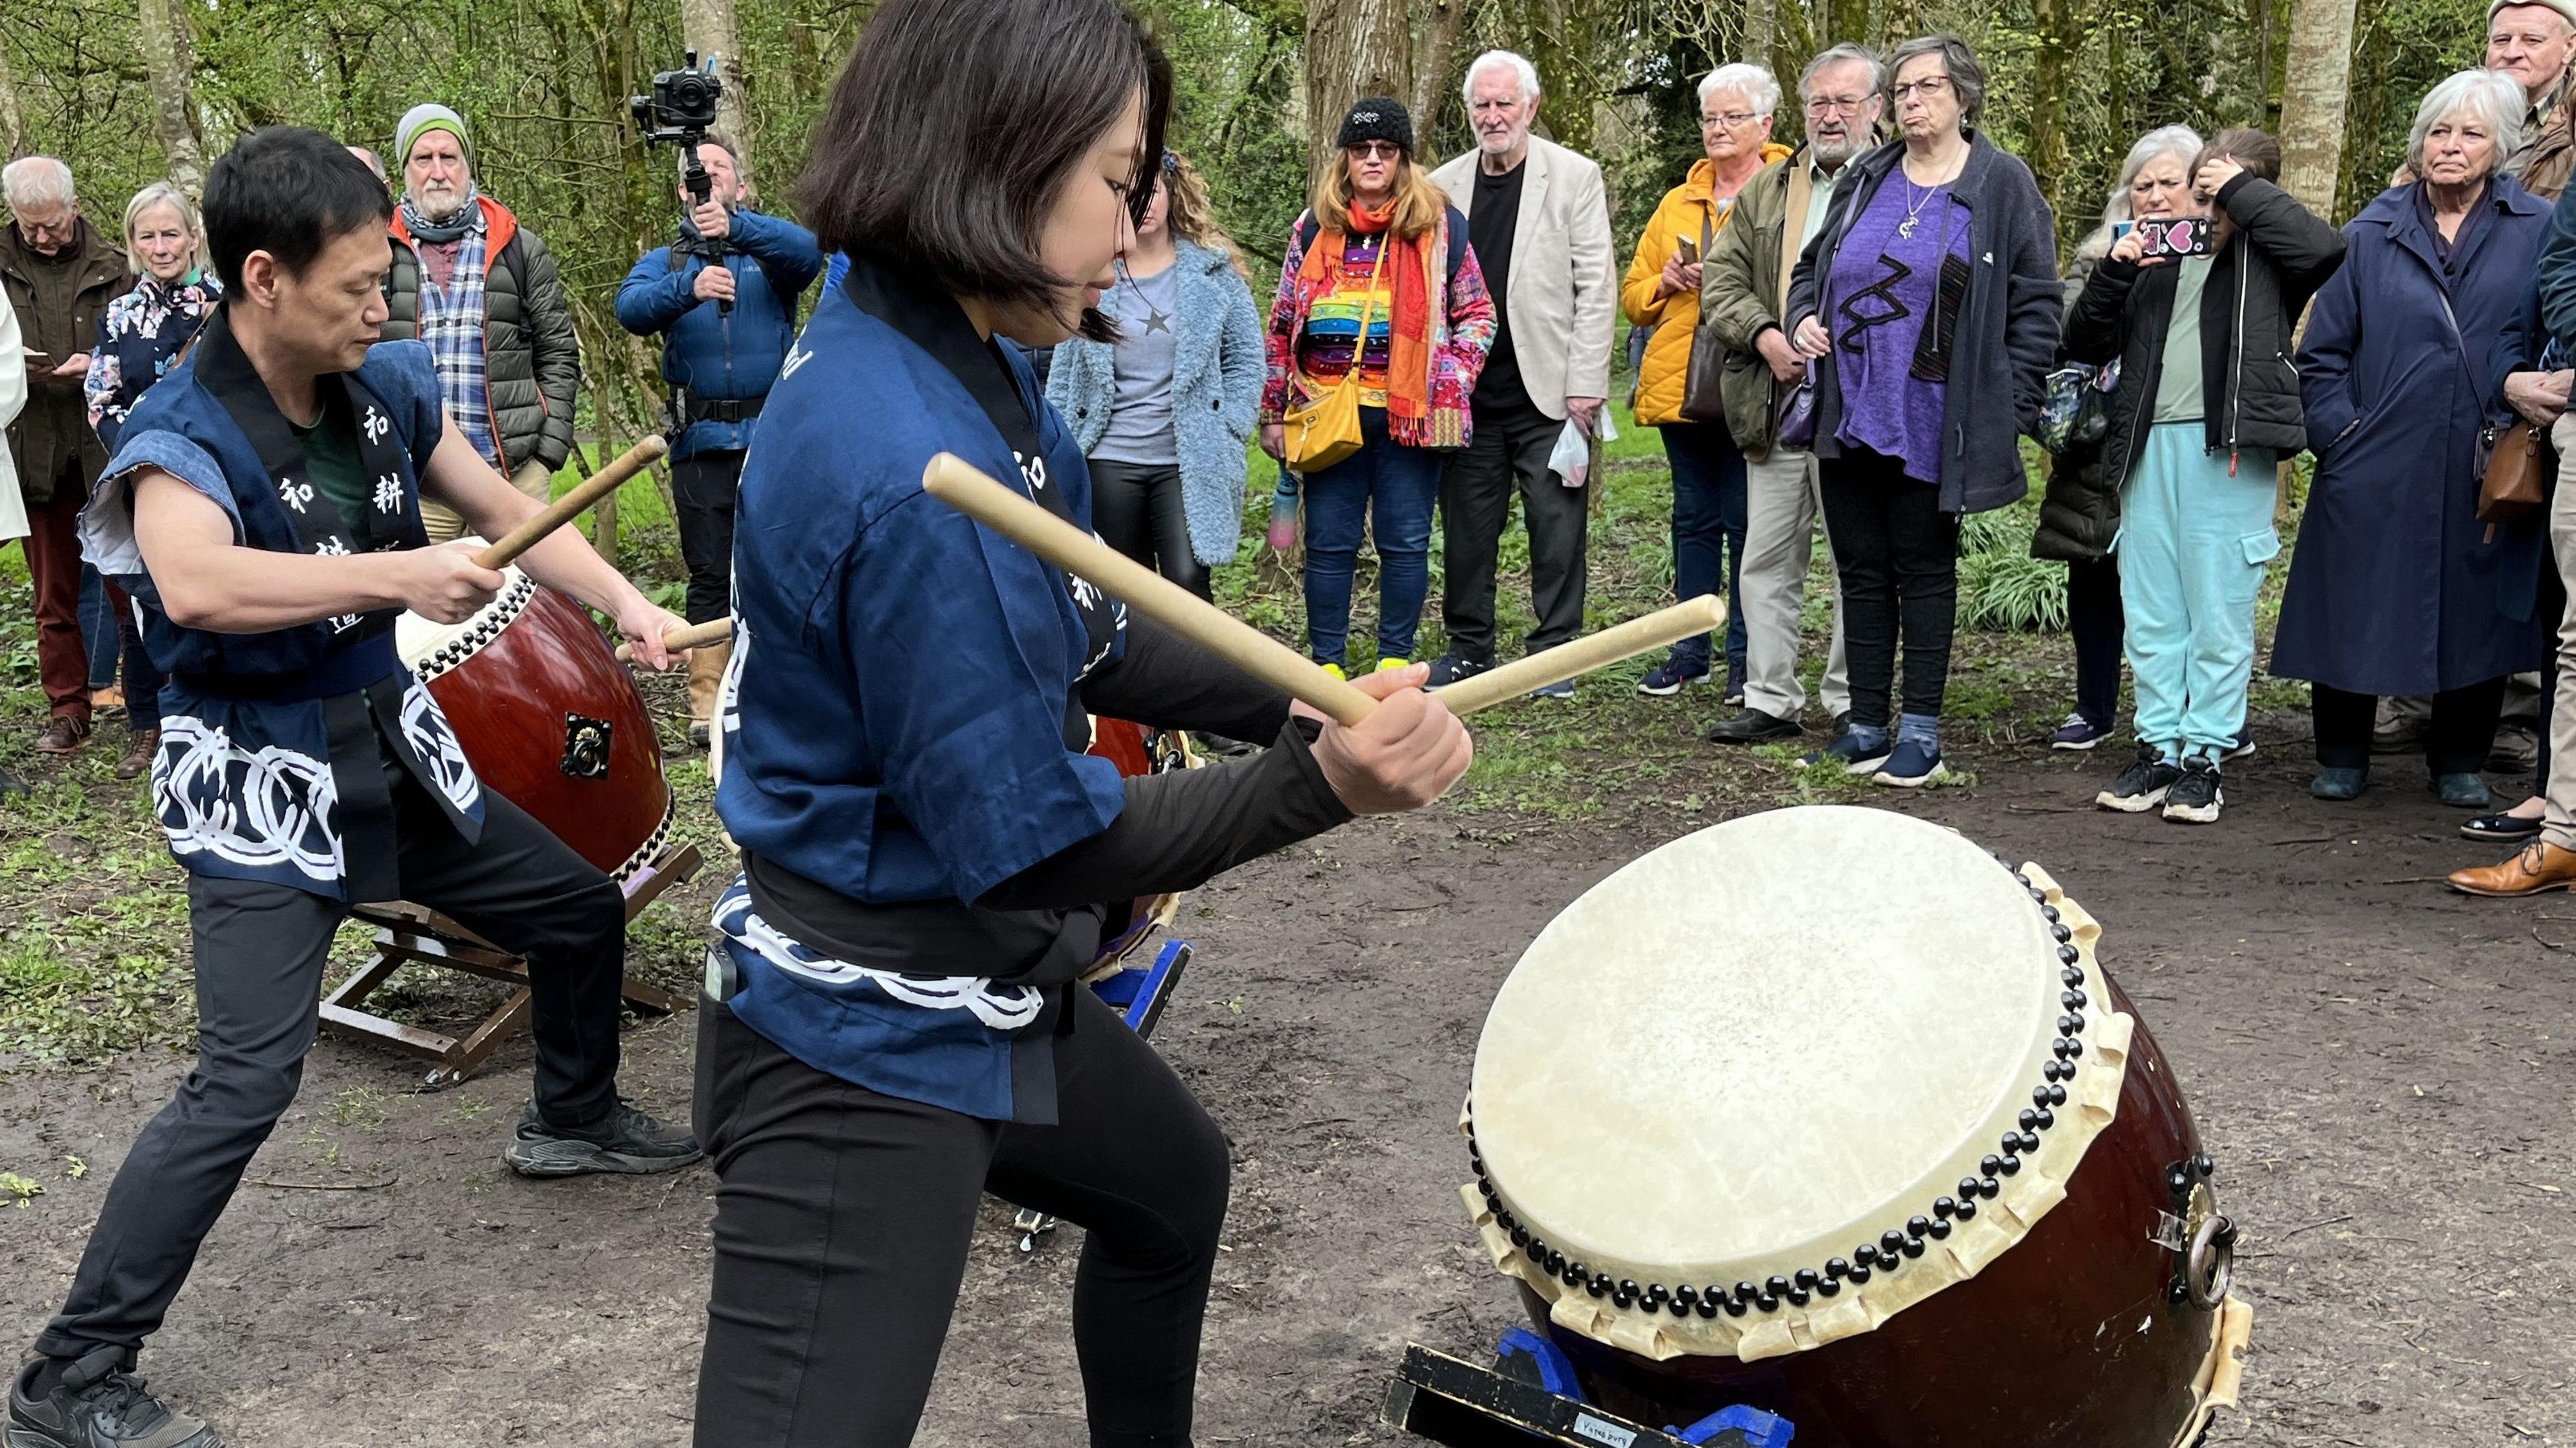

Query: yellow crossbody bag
<box><xmin>1281</xmin><ymin>243</ymin><xmax>1386</xmax><ymax>474</ymax></box>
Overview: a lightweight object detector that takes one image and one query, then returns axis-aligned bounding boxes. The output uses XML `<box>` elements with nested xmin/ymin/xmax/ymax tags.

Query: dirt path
<box><xmin>4</xmin><ymin>730</ymin><xmax>2569</xmax><ymax>1446</ymax></box>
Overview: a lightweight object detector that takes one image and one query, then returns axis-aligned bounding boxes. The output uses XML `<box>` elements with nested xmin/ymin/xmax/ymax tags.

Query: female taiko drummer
<box><xmin>690</xmin><ymin>0</ymin><xmax>1473</xmax><ymax>1441</ymax></box>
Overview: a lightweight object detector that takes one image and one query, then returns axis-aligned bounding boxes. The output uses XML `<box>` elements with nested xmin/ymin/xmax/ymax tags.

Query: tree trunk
<box><xmin>1411</xmin><ymin>0</ymin><xmax>1466</xmax><ymax>155</ymax></box>
<box><xmin>1743</xmin><ymin>0</ymin><xmax>1778</xmax><ymax>82</ymax></box>
<box><xmin>2277</xmin><ymin>0</ymin><xmax>2358</xmax><ymax>217</ymax></box>
<box><xmin>0</xmin><ymin>36</ymin><xmax>26</xmax><ymax>158</ymax></box>
<box><xmin>2028</xmin><ymin>0</ymin><xmax>2072</xmax><ymax>225</ymax></box>
<box><xmin>679</xmin><ymin>0</ymin><xmax>755</xmax><ymax>188</ymax></box>
<box><xmin>136</xmin><ymin>0</ymin><xmax>207</xmax><ymax>197</ymax></box>
<box><xmin>1303</xmin><ymin>0</ymin><xmax>1412</xmax><ymax>182</ymax></box>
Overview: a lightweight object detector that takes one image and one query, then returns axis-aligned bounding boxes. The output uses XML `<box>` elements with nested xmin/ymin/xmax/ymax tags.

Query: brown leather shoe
<box><xmin>33</xmin><ymin>714</ymin><xmax>93</xmax><ymax>755</ymax></box>
<box><xmin>2449</xmin><ymin>841</ymin><xmax>2576</xmax><ymax>897</ymax></box>
<box><xmin>117</xmin><ymin>727</ymin><xmax>159</xmax><ymax>780</ymax></box>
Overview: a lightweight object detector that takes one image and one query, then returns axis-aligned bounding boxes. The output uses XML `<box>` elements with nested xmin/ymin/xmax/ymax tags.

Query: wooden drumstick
<box><xmin>1433</xmin><ymin>596</ymin><xmax>1729</xmax><ymax>717</ymax></box>
<box><xmin>472</xmin><ymin>435</ymin><xmax>669</xmax><ymax>571</ymax></box>
<box><xmin>614</xmin><ymin>616</ymin><xmax>732</xmax><ymax>663</ymax></box>
<box><xmin>922</xmin><ymin>453</ymin><xmax>1383</xmax><ymax>725</ymax></box>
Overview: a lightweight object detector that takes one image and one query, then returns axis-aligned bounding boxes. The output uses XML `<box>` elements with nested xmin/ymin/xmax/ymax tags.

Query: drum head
<box><xmin>394</xmin><ymin>541</ymin><xmax>535</xmax><ymax>682</ymax></box>
<box><xmin>1470</xmin><ymin>806</ymin><xmax>2095</xmax><ymax>1347</ymax></box>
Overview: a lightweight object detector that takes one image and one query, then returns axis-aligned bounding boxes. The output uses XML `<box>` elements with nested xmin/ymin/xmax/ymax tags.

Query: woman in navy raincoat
<box><xmin>2281</xmin><ymin>68</ymin><xmax>2552</xmax><ymax>806</ymax></box>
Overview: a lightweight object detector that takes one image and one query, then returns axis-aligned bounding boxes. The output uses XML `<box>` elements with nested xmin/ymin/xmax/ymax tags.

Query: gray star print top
<box><xmin>1093</xmin><ymin>256</ymin><xmax>1181</xmax><ymax>466</ymax></box>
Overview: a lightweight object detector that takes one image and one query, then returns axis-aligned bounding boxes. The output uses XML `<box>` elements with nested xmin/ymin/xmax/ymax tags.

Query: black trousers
<box><xmin>36</xmin><ymin>764</ymin><xmax>627</xmax><ymax>1362</ymax></box>
<box><xmin>1440</xmin><ymin>397</ymin><xmax>1590</xmax><ymax>661</ymax></box>
<box><xmin>674</xmin><ymin>449</ymin><xmax>746</xmax><ymax>625</ymax></box>
<box><xmin>2312</xmin><ymin>679</ymin><xmax>2508</xmax><ymax>773</ymax></box>
<box><xmin>2068</xmin><ymin>555</ymin><xmax>2125</xmax><ymax>730</ymax></box>
<box><xmin>692</xmin><ymin>989</ymin><xmax>1230</xmax><ymax>1447</ymax></box>
<box><xmin>1091</xmin><ymin>458</ymin><xmax>1212</xmax><ymax>600</ymax></box>
<box><xmin>1820</xmin><ymin>447</ymin><xmax>1962</xmax><ymax>727</ymax></box>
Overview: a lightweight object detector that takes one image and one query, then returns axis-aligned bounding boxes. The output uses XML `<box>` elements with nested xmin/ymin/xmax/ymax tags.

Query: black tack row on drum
<box><xmin>1462</xmin><ymin>867</ymin><xmax>2106</xmax><ymax>1331</ymax></box>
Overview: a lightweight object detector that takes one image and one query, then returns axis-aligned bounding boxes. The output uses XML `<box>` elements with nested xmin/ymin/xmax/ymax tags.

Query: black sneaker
<box><xmin>1705</xmin><ymin>708</ymin><xmax>1801</xmax><ymax>745</ymax></box>
<box><xmin>9</xmin><ymin>1347</ymin><xmax>222</xmax><ymax>1447</ymax></box>
<box><xmin>2096</xmin><ymin>746</ymin><xmax>2184</xmax><ymax>813</ymax></box>
<box><xmin>1427</xmin><ymin>653</ymin><xmax>1493</xmax><ymax>688</ymax></box>
<box><xmin>2161</xmin><ymin>757</ymin><xmax>2224</xmax><ymax>824</ymax></box>
<box><xmin>504</xmin><ymin>1099</ymin><xmax>702</xmax><ymax>1178</ymax></box>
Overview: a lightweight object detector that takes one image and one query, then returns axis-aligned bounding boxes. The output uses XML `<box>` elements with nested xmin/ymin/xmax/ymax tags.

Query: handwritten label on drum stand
<box><xmin>1570</xmin><ymin>1415</ymin><xmax>1639</xmax><ymax>1448</ymax></box>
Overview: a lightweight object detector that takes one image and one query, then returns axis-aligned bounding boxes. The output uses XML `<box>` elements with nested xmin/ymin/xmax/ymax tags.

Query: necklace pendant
<box><xmin>1897</xmin><ymin>215</ymin><xmax>1918</xmax><ymax>240</ymax></box>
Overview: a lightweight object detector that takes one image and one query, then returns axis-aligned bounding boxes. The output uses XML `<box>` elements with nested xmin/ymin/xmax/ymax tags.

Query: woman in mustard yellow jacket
<box><xmin>1624</xmin><ymin>63</ymin><xmax>1791</xmax><ymax>696</ymax></box>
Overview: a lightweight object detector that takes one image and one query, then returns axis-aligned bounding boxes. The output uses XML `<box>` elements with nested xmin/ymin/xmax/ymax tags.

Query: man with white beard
<box><xmin>378</xmin><ymin>104</ymin><xmax>582</xmax><ymax>542</ymax></box>
<box><xmin>1426</xmin><ymin>51</ymin><xmax>1615</xmax><ymax>693</ymax></box>
<box><xmin>1695</xmin><ymin>43</ymin><xmax>1884</xmax><ymax>744</ymax></box>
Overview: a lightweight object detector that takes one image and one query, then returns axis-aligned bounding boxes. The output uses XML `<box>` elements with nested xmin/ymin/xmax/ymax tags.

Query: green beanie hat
<box><xmin>395</xmin><ymin>103</ymin><xmax>473</xmax><ymax>172</ymax></box>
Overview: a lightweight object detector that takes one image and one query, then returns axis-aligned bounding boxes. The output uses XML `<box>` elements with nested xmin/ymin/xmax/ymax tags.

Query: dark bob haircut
<box><xmin>203</xmin><ymin>126</ymin><xmax>394</xmax><ymax>294</ymax></box>
<box><xmin>799</xmin><ymin>0</ymin><xmax>1171</xmax><ymax>341</ymax></box>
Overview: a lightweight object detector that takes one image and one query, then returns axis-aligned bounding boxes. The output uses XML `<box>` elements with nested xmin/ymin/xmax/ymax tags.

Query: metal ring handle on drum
<box><xmin>2184</xmin><ymin>1214</ymin><xmax>2235</xmax><ymax>1310</ymax></box>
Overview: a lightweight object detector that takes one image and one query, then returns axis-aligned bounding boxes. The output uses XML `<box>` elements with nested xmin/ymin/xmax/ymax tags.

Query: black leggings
<box><xmin>2067</xmin><ymin>555</ymin><xmax>2124</xmax><ymax>730</ymax></box>
<box><xmin>1820</xmin><ymin>446</ymin><xmax>1962</xmax><ymax>728</ymax></box>
<box><xmin>692</xmin><ymin>988</ymin><xmax>1230</xmax><ymax>1447</ymax></box>
<box><xmin>2311</xmin><ymin>679</ymin><xmax>2508</xmax><ymax>774</ymax></box>
<box><xmin>1092</xmin><ymin>459</ymin><xmax>1212</xmax><ymax>600</ymax></box>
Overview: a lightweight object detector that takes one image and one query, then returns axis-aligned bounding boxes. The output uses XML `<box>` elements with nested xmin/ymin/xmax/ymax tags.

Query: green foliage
<box><xmin>1955</xmin><ymin>497</ymin><xmax>2068</xmax><ymax>632</ymax></box>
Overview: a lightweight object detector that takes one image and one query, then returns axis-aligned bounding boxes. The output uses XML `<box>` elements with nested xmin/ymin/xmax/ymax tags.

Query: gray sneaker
<box><xmin>504</xmin><ymin>1099</ymin><xmax>702</xmax><ymax>1178</ymax></box>
<box><xmin>8</xmin><ymin>1348</ymin><xmax>221</xmax><ymax>1448</ymax></box>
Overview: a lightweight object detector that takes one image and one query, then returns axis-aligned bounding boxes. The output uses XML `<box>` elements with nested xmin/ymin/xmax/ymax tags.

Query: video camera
<box><xmin>631</xmin><ymin>52</ymin><xmax>731</xmax><ymax>315</ymax></box>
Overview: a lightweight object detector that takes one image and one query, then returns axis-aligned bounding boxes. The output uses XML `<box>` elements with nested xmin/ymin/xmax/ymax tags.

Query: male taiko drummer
<box><xmin>8</xmin><ymin>127</ymin><xmax>698</xmax><ymax>1448</ymax></box>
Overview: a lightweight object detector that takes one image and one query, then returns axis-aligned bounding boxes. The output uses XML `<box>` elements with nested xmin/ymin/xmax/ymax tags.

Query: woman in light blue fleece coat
<box><xmin>1046</xmin><ymin>152</ymin><xmax>1265</xmax><ymax>596</ymax></box>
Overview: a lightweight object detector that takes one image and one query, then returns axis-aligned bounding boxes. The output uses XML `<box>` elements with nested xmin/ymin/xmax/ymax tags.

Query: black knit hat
<box><xmin>1336</xmin><ymin>97</ymin><xmax>1414</xmax><ymax>154</ymax></box>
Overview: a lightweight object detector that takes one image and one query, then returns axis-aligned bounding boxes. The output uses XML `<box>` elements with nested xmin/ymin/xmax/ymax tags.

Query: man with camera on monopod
<box><xmin>615</xmin><ymin>132</ymin><xmax>820</xmax><ymax>747</ymax></box>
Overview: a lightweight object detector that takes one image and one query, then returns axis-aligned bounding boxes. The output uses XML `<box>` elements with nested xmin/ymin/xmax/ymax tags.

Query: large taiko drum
<box><xmin>1461</xmin><ymin>805</ymin><xmax>2251</xmax><ymax>1447</ymax></box>
<box><xmin>395</xmin><ymin>560</ymin><xmax>676</xmax><ymax>883</ymax></box>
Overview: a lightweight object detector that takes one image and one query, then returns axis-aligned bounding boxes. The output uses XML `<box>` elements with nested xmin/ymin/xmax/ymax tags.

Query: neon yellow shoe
<box><xmin>1321</xmin><ymin>663</ymin><xmax>1347</xmax><ymax>681</ymax></box>
<box><xmin>1375</xmin><ymin>657</ymin><xmax>1411</xmax><ymax>673</ymax></box>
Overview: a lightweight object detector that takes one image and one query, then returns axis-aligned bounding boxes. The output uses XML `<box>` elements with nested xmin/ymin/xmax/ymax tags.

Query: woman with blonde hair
<box><xmin>82</xmin><ymin>178</ymin><xmax>219</xmax><ymax>779</ymax></box>
<box><xmin>1258</xmin><ymin>97</ymin><xmax>1495</xmax><ymax>677</ymax></box>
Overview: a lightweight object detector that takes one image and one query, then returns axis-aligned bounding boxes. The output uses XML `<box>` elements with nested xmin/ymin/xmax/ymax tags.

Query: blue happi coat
<box><xmin>2277</xmin><ymin>178</ymin><xmax>2553</xmax><ymax>694</ymax></box>
<box><xmin>78</xmin><ymin>314</ymin><xmax>486</xmax><ymax>899</ymax></box>
<box><xmin>712</xmin><ymin>257</ymin><xmax>1128</xmax><ymax>1123</ymax></box>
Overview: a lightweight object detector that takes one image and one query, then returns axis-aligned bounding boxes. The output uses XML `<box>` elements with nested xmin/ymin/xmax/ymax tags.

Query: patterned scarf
<box><xmin>411</xmin><ymin>205</ymin><xmax>500</xmax><ymax>467</ymax></box>
<box><xmin>1299</xmin><ymin>197</ymin><xmax>1434</xmax><ymax>423</ymax></box>
<box><xmin>398</xmin><ymin>184</ymin><xmax>481</xmax><ymax>245</ymax></box>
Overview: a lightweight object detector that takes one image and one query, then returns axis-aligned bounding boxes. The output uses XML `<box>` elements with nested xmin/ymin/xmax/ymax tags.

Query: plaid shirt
<box><xmin>414</xmin><ymin>217</ymin><xmax>501</xmax><ymax>468</ymax></box>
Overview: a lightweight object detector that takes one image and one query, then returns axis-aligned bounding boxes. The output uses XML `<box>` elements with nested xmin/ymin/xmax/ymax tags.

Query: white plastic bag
<box><xmin>1548</xmin><ymin>421</ymin><xmax>1591</xmax><ymax>489</ymax></box>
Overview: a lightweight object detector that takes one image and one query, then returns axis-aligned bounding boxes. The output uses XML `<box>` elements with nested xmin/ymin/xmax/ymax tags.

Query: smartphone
<box><xmin>1675</xmin><ymin>237</ymin><xmax>1699</xmax><ymax>265</ymax></box>
<box><xmin>2130</xmin><ymin>216</ymin><xmax>2216</xmax><ymax>260</ymax></box>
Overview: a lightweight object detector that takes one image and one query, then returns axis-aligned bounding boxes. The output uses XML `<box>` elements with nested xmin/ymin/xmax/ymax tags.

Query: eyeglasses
<box><xmin>1890</xmin><ymin>75</ymin><xmax>1952</xmax><ymax>102</ymax></box>
<box><xmin>1699</xmin><ymin>111</ymin><xmax>1761</xmax><ymax>130</ymax></box>
<box><xmin>1348</xmin><ymin>141</ymin><xmax>1403</xmax><ymax>160</ymax></box>
<box><xmin>1805</xmin><ymin>95</ymin><xmax>1874</xmax><ymax>115</ymax></box>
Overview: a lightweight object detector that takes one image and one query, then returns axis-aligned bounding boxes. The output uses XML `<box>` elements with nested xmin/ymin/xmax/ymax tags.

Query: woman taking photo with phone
<box><xmin>1623</xmin><ymin>62</ymin><xmax>1789</xmax><ymax>702</ymax></box>
<box><xmin>2062</xmin><ymin>129</ymin><xmax>2343</xmax><ymax>824</ymax></box>
<box><xmin>1257</xmin><ymin>97</ymin><xmax>1494</xmax><ymax>679</ymax></box>
<box><xmin>698</xmin><ymin>0</ymin><xmax>1472</xmax><ymax>1441</ymax></box>
<box><xmin>2281</xmin><ymin>69</ymin><xmax>2550</xmax><ymax>809</ymax></box>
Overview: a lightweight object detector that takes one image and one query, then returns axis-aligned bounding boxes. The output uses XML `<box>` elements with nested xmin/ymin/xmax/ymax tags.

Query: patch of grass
<box><xmin>2</xmin><ymin>1171</ymin><xmax>45</xmax><ymax>1208</ymax></box>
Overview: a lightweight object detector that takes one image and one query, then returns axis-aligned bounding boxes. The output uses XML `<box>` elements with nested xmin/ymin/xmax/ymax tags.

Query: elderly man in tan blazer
<box><xmin>1427</xmin><ymin>50</ymin><xmax>1617</xmax><ymax>691</ymax></box>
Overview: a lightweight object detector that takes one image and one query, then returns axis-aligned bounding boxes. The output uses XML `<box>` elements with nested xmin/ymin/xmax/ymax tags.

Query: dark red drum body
<box><xmin>396</xmin><ymin>566</ymin><xmax>675</xmax><ymax>881</ymax></box>
<box><xmin>1462</xmin><ymin>808</ymin><xmax>2249</xmax><ymax>1448</ymax></box>
<box><xmin>1086</xmin><ymin>716</ymin><xmax>1192</xmax><ymax>970</ymax></box>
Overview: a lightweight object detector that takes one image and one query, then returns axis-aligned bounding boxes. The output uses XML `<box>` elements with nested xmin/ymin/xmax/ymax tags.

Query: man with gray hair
<box><xmin>1</xmin><ymin>156</ymin><xmax>131</xmax><ymax>758</ymax></box>
<box><xmin>1695</xmin><ymin>44</ymin><xmax>1882</xmax><ymax>742</ymax></box>
<box><xmin>380</xmin><ymin>103</ymin><xmax>580</xmax><ymax>542</ymax></box>
<box><xmin>1426</xmin><ymin>49</ymin><xmax>1617</xmax><ymax>691</ymax></box>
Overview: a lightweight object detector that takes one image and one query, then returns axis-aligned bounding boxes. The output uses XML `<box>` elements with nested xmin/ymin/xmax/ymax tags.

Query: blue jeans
<box><xmin>79</xmin><ymin>565</ymin><xmax>117</xmax><ymax>691</ymax></box>
<box><xmin>1658</xmin><ymin>423</ymin><xmax>1748</xmax><ymax>686</ymax></box>
<box><xmin>1301</xmin><ymin>409</ymin><xmax>1443</xmax><ymax>668</ymax></box>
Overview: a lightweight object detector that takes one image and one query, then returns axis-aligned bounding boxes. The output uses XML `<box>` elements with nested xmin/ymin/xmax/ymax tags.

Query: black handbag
<box><xmin>1774</xmin><ymin>361</ymin><xmax>1817</xmax><ymax>451</ymax></box>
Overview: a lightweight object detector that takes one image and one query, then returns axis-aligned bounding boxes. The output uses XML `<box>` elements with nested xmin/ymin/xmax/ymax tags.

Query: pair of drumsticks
<box><xmin>551</xmin><ymin>447</ymin><xmax>1726</xmax><ymax>722</ymax></box>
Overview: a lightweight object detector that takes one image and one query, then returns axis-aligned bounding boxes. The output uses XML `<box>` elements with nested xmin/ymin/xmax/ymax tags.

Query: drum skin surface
<box><xmin>1525</xmin><ymin>972</ymin><xmax>2217</xmax><ymax>1446</ymax></box>
<box><xmin>1463</xmin><ymin>807</ymin><xmax>2243</xmax><ymax>1448</ymax></box>
<box><xmin>404</xmin><ymin>580</ymin><xmax>672</xmax><ymax>879</ymax></box>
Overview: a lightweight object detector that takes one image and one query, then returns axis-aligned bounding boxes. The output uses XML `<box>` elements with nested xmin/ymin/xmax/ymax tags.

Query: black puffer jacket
<box><xmin>379</xmin><ymin>197</ymin><xmax>580</xmax><ymax>473</ymax></box>
<box><xmin>2061</xmin><ymin>173</ymin><xmax>2345</xmax><ymax>494</ymax></box>
<box><xmin>2032</xmin><ymin>264</ymin><xmax>2118</xmax><ymax>562</ymax></box>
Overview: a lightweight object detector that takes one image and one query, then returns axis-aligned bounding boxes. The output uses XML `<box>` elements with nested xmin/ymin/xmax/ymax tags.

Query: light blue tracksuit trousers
<box><xmin>2116</xmin><ymin>422</ymin><xmax>2281</xmax><ymax>761</ymax></box>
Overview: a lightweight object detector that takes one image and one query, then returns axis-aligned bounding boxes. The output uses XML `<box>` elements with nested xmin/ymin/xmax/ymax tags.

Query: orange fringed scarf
<box><xmin>1299</xmin><ymin>198</ymin><xmax>1435</xmax><ymax>421</ymax></box>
